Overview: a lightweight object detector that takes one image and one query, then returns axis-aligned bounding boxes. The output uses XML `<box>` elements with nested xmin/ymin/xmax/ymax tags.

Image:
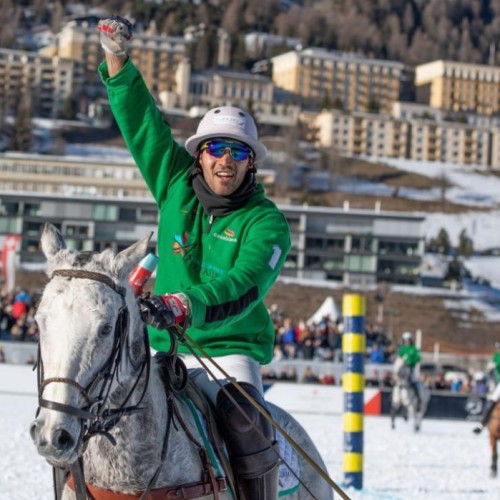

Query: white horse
<box><xmin>30</xmin><ymin>223</ymin><xmax>334</xmax><ymax>500</ymax></box>
<box><xmin>390</xmin><ymin>357</ymin><xmax>430</xmax><ymax>432</ymax></box>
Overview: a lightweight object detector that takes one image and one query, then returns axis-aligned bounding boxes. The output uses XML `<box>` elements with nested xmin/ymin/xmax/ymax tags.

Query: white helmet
<box><xmin>402</xmin><ymin>331</ymin><xmax>413</xmax><ymax>341</ymax></box>
<box><xmin>184</xmin><ymin>106</ymin><xmax>267</xmax><ymax>163</ymax></box>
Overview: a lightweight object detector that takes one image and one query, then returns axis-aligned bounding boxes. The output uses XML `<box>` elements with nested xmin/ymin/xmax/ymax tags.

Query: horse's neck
<box><xmin>83</xmin><ymin>370</ymin><xmax>203</xmax><ymax>490</ymax></box>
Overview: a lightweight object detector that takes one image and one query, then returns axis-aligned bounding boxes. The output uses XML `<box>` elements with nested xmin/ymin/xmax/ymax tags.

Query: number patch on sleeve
<box><xmin>268</xmin><ymin>245</ymin><xmax>282</xmax><ymax>270</ymax></box>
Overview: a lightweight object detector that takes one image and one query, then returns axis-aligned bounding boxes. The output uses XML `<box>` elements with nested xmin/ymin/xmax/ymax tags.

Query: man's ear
<box><xmin>248</xmin><ymin>158</ymin><xmax>256</xmax><ymax>173</ymax></box>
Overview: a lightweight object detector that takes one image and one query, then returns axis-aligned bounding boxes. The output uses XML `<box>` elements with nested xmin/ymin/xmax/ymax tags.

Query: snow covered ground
<box><xmin>1</xmin><ymin>364</ymin><xmax>497</xmax><ymax>500</ymax></box>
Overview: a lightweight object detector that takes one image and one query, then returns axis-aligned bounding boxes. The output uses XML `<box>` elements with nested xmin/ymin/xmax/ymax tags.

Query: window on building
<box><xmin>351</xmin><ymin>236</ymin><xmax>372</xmax><ymax>253</ymax></box>
<box><xmin>23</xmin><ymin>203</ymin><xmax>42</xmax><ymax>216</ymax></box>
<box><xmin>0</xmin><ymin>200</ymin><xmax>19</xmax><ymax>215</ymax></box>
<box><xmin>93</xmin><ymin>204</ymin><xmax>118</xmax><ymax>221</ymax></box>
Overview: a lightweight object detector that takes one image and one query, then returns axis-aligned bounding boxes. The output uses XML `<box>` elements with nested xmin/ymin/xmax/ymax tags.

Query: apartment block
<box><xmin>57</xmin><ymin>20</ymin><xmax>190</xmax><ymax>107</ymax></box>
<box><xmin>270</xmin><ymin>48</ymin><xmax>407</xmax><ymax>113</ymax></box>
<box><xmin>409</xmin><ymin>120</ymin><xmax>491</xmax><ymax>166</ymax></box>
<box><xmin>0</xmin><ymin>48</ymin><xmax>83</xmax><ymax>118</ymax></box>
<box><xmin>189</xmin><ymin>69</ymin><xmax>274</xmax><ymax>112</ymax></box>
<box><xmin>415</xmin><ymin>60</ymin><xmax>500</xmax><ymax>116</ymax></box>
<box><xmin>314</xmin><ymin>105</ymin><xmax>493</xmax><ymax>167</ymax></box>
<box><xmin>314</xmin><ymin>110</ymin><xmax>409</xmax><ymax>159</ymax></box>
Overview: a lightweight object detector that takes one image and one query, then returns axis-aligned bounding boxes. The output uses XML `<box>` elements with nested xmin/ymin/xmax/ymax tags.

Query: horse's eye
<box><xmin>100</xmin><ymin>323</ymin><xmax>113</xmax><ymax>337</ymax></box>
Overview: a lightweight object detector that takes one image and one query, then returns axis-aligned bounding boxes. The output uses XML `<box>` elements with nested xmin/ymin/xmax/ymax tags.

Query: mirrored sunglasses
<box><xmin>200</xmin><ymin>140</ymin><xmax>253</xmax><ymax>161</ymax></box>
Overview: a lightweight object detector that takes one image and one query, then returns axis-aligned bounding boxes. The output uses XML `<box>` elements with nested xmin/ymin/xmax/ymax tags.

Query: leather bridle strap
<box><xmin>51</xmin><ymin>269</ymin><xmax>126</xmax><ymax>297</ymax></box>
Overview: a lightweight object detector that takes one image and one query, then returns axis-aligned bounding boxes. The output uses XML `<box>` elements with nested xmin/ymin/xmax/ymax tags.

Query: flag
<box><xmin>1</xmin><ymin>234</ymin><xmax>21</xmax><ymax>292</ymax></box>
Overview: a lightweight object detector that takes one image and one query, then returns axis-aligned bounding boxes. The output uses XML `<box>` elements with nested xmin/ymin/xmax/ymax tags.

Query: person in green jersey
<box><xmin>474</xmin><ymin>342</ymin><xmax>500</xmax><ymax>434</ymax></box>
<box><xmin>397</xmin><ymin>331</ymin><xmax>422</xmax><ymax>409</ymax></box>
<box><xmin>97</xmin><ymin>16</ymin><xmax>290</xmax><ymax>499</ymax></box>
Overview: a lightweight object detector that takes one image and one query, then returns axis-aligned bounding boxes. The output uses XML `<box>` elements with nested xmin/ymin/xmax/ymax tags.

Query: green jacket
<box><xmin>99</xmin><ymin>60</ymin><xmax>290</xmax><ymax>364</ymax></box>
<box><xmin>397</xmin><ymin>344</ymin><xmax>421</xmax><ymax>368</ymax></box>
<box><xmin>494</xmin><ymin>351</ymin><xmax>500</xmax><ymax>382</ymax></box>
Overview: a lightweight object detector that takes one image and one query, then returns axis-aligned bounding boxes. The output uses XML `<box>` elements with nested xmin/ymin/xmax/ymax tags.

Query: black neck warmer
<box><xmin>188</xmin><ymin>163</ymin><xmax>257</xmax><ymax>216</ymax></box>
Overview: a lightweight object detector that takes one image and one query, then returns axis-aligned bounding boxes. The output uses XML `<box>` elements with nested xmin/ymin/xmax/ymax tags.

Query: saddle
<box><xmin>155</xmin><ymin>353</ymin><xmax>238</xmax><ymax>496</ymax></box>
<box><xmin>155</xmin><ymin>354</ymin><xmax>301</xmax><ymax>498</ymax></box>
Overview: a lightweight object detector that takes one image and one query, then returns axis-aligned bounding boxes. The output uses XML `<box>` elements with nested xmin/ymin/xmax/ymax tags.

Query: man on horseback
<box><xmin>397</xmin><ymin>331</ymin><xmax>422</xmax><ymax>411</ymax></box>
<box><xmin>97</xmin><ymin>16</ymin><xmax>289</xmax><ymax>499</ymax></box>
<box><xmin>473</xmin><ymin>342</ymin><xmax>500</xmax><ymax>434</ymax></box>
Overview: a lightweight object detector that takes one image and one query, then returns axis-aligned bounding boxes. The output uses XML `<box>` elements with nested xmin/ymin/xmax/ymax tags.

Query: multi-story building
<box><xmin>0</xmin><ymin>152</ymin><xmax>277</xmax><ymax>200</ymax></box>
<box><xmin>415</xmin><ymin>60</ymin><xmax>500</xmax><ymax>116</ymax></box>
<box><xmin>283</xmin><ymin>204</ymin><xmax>424</xmax><ymax>286</ymax></box>
<box><xmin>189</xmin><ymin>69</ymin><xmax>274</xmax><ymax>113</ymax></box>
<box><xmin>56</xmin><ymin>18</ymin><xmax>191</xmax><ymax>108</ymax></box>
<box><xmin>313</xmin><ymin>105</ymin><xmax>496</xmax><ymax>167</ymax></box>
<box><xmin>0</xmin><ymin>154</ymin><xmax>424</xmax><ymax>286</ymax></box>
<box><xmin>0</xmin><ymin>48</ymin><xmax>83</xmax><ymax>118</ymax></box>
<box><xmin>408</xmin><ymin>120</ymin><xmax>491</xmax><ymax>166</ymax></box>
<box><xmin>314</xmin><ymin>110</ymin><xmax>410</xmax><ymax>158</ymax></box>
<box><xmin>270</xmin><ymin>48</ymin><xmax>408</xmax><ymax>113</ymax></box>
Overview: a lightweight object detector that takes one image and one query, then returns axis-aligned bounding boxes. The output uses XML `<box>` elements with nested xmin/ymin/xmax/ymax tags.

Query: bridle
<box><xmin>35</xmin><ymin>268</ymin><xmax>215</xmax><ymax>499</ymax></box>
<box><xmin>36</xmin><ymin>269</ymin><xmax>151</xmax><ymax>446</ymax></box>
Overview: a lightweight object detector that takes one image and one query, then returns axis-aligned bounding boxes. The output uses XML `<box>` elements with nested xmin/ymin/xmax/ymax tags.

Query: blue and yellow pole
<box><xmin>342</xmin><ymin>294</ymin><xmax>366</xmax><ymax>490</ymax></box>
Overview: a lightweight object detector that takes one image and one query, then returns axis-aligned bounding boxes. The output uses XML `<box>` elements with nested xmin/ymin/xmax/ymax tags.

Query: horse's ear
<box><xmin>113</xmin><ymin>232</ymin><xmax>154</xmax><ymax>280</ymax></box>
<box><xmin>40</xmin><ymin>223</ymin><xmax>67</xmax><ymax>260</ymax></box>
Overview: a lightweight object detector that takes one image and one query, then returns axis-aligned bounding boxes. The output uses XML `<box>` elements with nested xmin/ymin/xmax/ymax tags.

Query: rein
<box><xmin>37</xmin><ymin>269</ymin><xmax>151</xmax><ymax>499</ymax></box>
<box><xmin>37</xmin><ymin>269</ymin><xmax>151</xmax><ymax>442</ymax></box>
<box><xmin>38</xmin><ymin>268</ymin><xmax>227</xmax><ymax>500</ymax></box>
<box><xmin>174</xmin><ymin>327</ymin><xmax>351</xmax><ymax>500</ymax></box>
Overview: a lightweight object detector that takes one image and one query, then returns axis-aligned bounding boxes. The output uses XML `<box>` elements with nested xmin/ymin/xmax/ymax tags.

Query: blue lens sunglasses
<box><xmin>200</xmin><ymin>140</ymin><xmax>253</xmax><ymax>161</ymax></box>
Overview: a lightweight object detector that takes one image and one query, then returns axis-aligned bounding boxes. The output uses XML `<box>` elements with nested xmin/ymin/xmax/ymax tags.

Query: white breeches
<box><xmin>488</xmin><ymin>382</ymin><xmax>500</xmax><ymax>402</ymax></box>
<box><xmin>182</xmin><ymin>354</ymin><xmax>264</xmax><ymax>406</ymax></box>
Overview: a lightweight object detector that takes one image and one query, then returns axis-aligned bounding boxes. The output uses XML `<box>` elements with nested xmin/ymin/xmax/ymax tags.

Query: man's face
<box><xmin>198</xmin><ymin>139</ymin><xmax>253</xmax><ymax>196</ymax></box>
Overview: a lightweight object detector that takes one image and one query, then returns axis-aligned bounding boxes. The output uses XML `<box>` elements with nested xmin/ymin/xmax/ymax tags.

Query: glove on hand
<box><xmin>139</xmin><ymin>294</ymin><xmax>187</xmax><ymax>330</ymax></box>
<box><xmin>97</xmin><ymin>16</ymin><xmax>133</xmax><ymax>56</ymax></box>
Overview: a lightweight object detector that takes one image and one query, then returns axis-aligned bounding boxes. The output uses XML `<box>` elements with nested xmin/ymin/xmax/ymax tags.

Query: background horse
<box><xmin>29</xmin><ymin>223</ymin><xmax>334</xmax><ymax>499</ymax></box>
<box><xmin>391</xmin><ymin>357</ymin><xmax>430</xmax><ymax>432</ymax></box>
<box><xmin>488</xmin><ymin>402</ymin><xmax>500</xmax><ymax>477</ymax></box>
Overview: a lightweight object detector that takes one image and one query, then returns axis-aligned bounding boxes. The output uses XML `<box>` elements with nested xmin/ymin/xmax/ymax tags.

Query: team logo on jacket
<box><xmin>214</xmin><ymin>228</ymin><xmax>238</xmax><ymax>243</ymax></box>
<box><xmin>172</xmin><ymin>232</ymin><xmax>196</xmax><ymax>258</ymax></box>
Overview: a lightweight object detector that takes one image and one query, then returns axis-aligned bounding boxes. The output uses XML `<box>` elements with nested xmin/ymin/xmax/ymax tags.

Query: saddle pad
<box><xmin>276</xmin><ymin>429</ymin><xmax>301</xmax><ymax>496</ymax></box>
<box><xmin>184</xmin><ymin>397</ymin><xmax>301</xmax><ymax>497</ymax></box>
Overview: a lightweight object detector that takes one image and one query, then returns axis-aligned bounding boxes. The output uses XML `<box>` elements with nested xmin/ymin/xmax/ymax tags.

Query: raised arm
<box><xmin>97</xmin><ymin>16</ymin><xmax>132</xmax><ymax>77</ymax></box>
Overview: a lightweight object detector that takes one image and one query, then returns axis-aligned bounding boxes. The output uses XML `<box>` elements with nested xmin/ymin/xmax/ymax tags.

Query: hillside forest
<box><xmin>3</xmin><ymin>0</ymin><xmax>500</xmax><ymax>70</ymax></box>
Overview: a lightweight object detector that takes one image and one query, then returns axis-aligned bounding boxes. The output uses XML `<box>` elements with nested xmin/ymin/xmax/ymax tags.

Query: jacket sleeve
<box><xmin>183</xmin><ymin>211</ymin><xmax>291</xmax><ymax>329</ymax></box>
<box><xmin>98</xmin><ymin>59</ymin><xmax>193</xmax><ymax>207</ymax></box>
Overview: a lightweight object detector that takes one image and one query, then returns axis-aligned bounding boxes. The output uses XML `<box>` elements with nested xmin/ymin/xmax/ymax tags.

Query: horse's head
<box><xmin>30</xmin><ymin>223</ymin><xmax>153</xmax><ymax>468</ymax></box>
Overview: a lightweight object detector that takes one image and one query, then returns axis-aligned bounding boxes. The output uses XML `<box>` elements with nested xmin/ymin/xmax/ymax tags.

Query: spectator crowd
<box><xmin>0</xmin><ymin>286</ymin><xmax>39</xmax><ymax>344</ymax></box>
<box><xmin>0</xmin><ymin>288</ymin><xmax>492</xmax><ymax>396</ymax></box>
<box><xmin>265</xmin><ymin>303</ymin><xmax>493</xmax><ymax>394</ymax></box>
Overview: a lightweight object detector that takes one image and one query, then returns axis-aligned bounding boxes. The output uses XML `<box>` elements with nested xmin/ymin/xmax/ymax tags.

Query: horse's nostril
<box><xmin>52</xmin><ymin>428</ymin><xmax>75</xmax><ymax>451</ymax></box>
<box><xmin>29</xmin><ymin>421</ymin><xmax>39</xmax><ymax>442</ymax></box>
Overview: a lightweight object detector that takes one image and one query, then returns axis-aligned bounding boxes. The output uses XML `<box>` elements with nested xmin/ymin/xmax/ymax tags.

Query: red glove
<box><xmin>139</xmin><ymin>294</ymin><xmax>188</xmax><ymax>330</ymax></box>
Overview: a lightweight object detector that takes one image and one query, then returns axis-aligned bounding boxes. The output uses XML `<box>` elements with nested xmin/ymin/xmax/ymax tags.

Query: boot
<box><xmin>216</xmin><ymin>382</ymin><xmax>280</xmax><ymax>500</ymax></box>
<box><xmin>473</xmin><ymin>400</ymin><xmax>496</xmax><ymax>434</ymax></box>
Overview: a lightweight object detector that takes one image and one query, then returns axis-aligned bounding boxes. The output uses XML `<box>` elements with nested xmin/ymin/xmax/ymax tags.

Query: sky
<box><xmin>1</xmin><ymin>363</ymin><xmax>498</xmax><ymax>500</ymax></box>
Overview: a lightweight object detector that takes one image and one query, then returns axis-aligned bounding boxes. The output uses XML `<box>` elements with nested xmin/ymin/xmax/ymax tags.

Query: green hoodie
<box><xmin>99</xmin><ymin>60</ymin><xmax>290</xmax><ymax>364</ymax></box>
<box><xmin>493</xmin><ymin>351</ymin><xmax>500</xmax><ymax>382</ymax></box>
<box><xmin>397</xmin><ymin>343</ymin><xmax>421</xmax><ymax>368</ymax></box>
